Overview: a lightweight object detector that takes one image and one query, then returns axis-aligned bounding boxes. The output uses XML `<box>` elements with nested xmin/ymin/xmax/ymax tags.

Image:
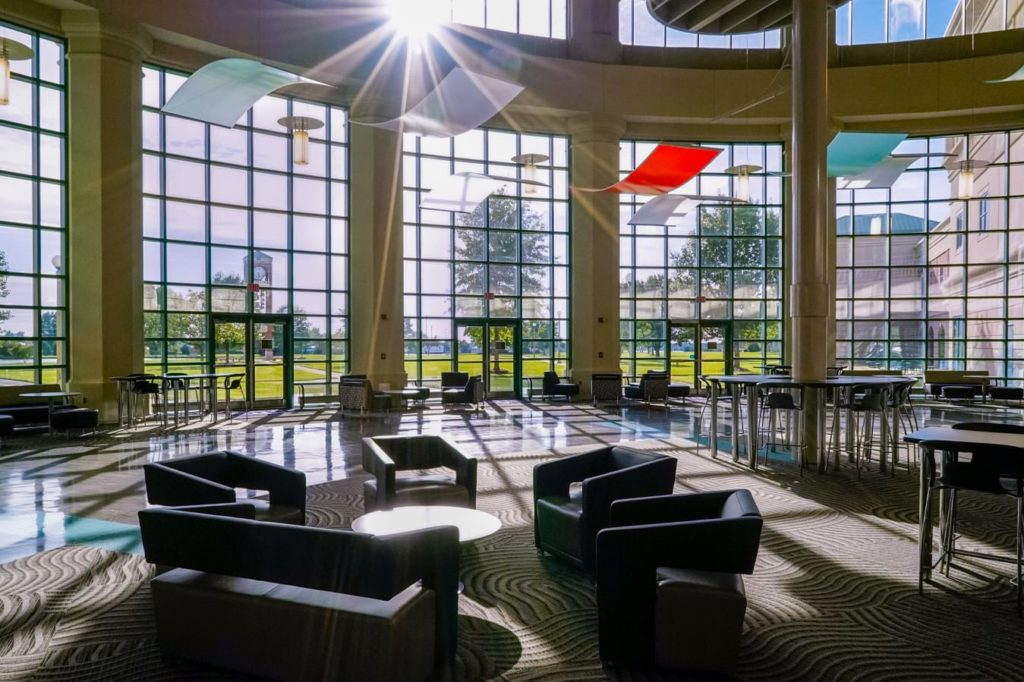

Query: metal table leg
<box><xmin>731</xmin><ymin>384</ymin><xmax>741</xmax><ymax>463</ymax></box>
<box><xmin>746</xmin><ymin>384</ymin><xmax>758</xmax><ymax>469</ymax></box>
<box><xmin>710</xmin><ymin>382</ymin><xmax>719</xmax><ymax>458</ymax></box>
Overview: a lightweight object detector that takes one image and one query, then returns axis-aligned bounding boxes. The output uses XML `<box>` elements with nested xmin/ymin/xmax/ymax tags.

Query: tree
<box><xmin>452</xmin><ymin>192</ymin><xmax>551</xmax><ymax>371</ymax></box>
<box><xmin>668</xmin><ymin>205</ymin><xmax>781</xmax><ymax>300</ymax></box>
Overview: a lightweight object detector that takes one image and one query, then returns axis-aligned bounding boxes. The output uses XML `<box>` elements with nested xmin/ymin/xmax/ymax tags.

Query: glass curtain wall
<box><xmin>0</xmin><ymin>22</ymin><xmax>66</xmax><ymax>384</ymax></box>
<box><xmin>835</xmin><ymin>0</ymin><xmax>1022</xmax><ymax>44</ymax></box>
<box><xmin>836</xmin><ymin>130</ymin><xmax>1024</xmax><ymax>376</ymax></box>
<box><xmin>402</xmin><ymin>130</ymin><xmax>570</xmax><ymax>389</ymax></box>
<box><xmin>444</xmin><ymin>0</ymin><xmax>567</xmax><ymax>37</ymax></box>
<box><xmin>618</xmin><ymin>0</ymin><xmax>782</xmax><ymax>48</ymax></box>
<box><xmin>619</xmin><ymin>141</ymin><xmax>785</xmax><ymax>377</ymax></box>
<box><xmin>142</xmin><ymin>65</ymin><xmax>349</xmax><ymax>394</ymax></box>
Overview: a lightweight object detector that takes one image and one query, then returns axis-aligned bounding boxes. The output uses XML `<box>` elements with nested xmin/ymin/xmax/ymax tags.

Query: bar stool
<box><xmin>219</xmin><ymin>375</ymin><xmax>248</xmax><ymax>422</ymax></box>
<box><xmin>131</xmin><ymin>379</ymin><xmax>163</xmax><ymax>424</ymax></box>
<box><xmin>889</xmin><ymin>380</ymin><xmax>919</xmax><ymax>471</ymax></box>
<box><xmin>696</xmin><ymin>376</ymin><xmax>746</xmax><ymax>455</ymax></box>
<box><xmin>757</xmin><ymin>381</ymin><xmax>807</xmax><ymax>473</ymax></box>
<box><xmin>827</xmin><ymin>385</ymin><xmax>889</xmax><ymax>478</ymax></box>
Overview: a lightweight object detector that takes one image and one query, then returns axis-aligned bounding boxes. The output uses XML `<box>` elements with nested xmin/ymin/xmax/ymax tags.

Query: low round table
<box><xmin>381</xmin><ymin>387</ymin><xmax>431</xmax><ymax>409</ymax></box>
<box><xmin>353</xmin><ymin>505</ymin><xmax>501</xmax><ymax>594</ymax></box>
<box><xmin>352</xmin><ymin>505</ymin><xmax>500</xmax><ymax>542</ymax></box>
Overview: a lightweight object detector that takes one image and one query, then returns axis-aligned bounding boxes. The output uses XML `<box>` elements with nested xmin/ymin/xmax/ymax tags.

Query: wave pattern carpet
<box><xmin>2</xmin><ymin>439</ymin><xmax>1023</xmax><ymax>681</ymax></box>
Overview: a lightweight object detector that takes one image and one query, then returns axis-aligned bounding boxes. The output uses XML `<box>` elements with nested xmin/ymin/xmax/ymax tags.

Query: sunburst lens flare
<box><xmin>386</xmin><ymin>0</ymin><xmax>446</xmax><ymax>46</ymax></box>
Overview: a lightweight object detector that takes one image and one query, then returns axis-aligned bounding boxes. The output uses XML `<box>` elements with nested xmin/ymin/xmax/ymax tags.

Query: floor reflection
<box><xmin>0</xmin><ymin>397</ymin><xmax>1019</xmax><ymax>564</ymax></box>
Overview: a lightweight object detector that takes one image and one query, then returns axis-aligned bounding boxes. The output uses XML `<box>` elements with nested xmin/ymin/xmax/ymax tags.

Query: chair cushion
<box><xmin>249</xmin><ymin>500</ymin><xmax>305</xmax><ymax>525</ymax></box>
<box><xmin>535</xmin><ymin>489</ymin><xmax>584</xmax><ymax>563</ymax></box>
<box><xmin>364</xmin><ymin>475</ymin><xmax>471</xmax><ymax>509</ymax></box>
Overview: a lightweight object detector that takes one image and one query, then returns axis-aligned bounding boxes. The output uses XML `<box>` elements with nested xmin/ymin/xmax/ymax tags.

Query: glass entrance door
<box><xmin>699</xmin><ymin>322</ymin><xmax>732</xmax><ymax>377</ymax></box>
<box><xmin>669</xmin><ymin>324</ymin><xmax>698</xmax><ymax>387</ymax></box>
<box><xmin>211</xmin><ymin>316</ymin><xmax>291</xmax><ymax>408</ymax></box>
<box><xmin>455</xmin><ymin>319</ymin><xmax>521</xmax><ymax>399</ymax></box>
<box><xmin>252</xmin><ymin>319</ymin><xmax>289</xmax><ymax>406</ymax></box>
<box><xmin>487</xmin><ymin>322</ymin><xmax>518</xmax><ymax>398</ymax></box>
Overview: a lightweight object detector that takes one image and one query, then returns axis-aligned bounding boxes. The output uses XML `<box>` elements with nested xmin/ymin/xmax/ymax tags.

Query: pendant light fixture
<box><xmin>511</xmin><ymin>153</ymin><xmax>549</xmax><ymax>195</ymax></box>
<box><xmin>0</xmin><ymin>38</ymin><xmax>34</xmax><ymax>107</ymax></box>
<box><xmin>278</xmin><ymin>115</ymin><xmax>324</xmax><ymax>166</ymax></box>
<box><xmin>724</xmin><ymin>164</ymin><xmax>760</xmax><ymax>203</ymax></box>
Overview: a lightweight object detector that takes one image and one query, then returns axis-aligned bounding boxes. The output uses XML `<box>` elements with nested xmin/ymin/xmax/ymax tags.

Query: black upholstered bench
<box><xmin>50</xmin><ymin>408</ymin><xmax>99</xmax><ymax>436</ymax></box>
<box><xmin>667</xmin><ymin>384</ymin><xmax>691</xmax><ymax>400</ymax></box>
<box><xmin>989</xmin><ymin>386</ymin><xmax>1024</xmax><ymax>406</ymax></box>
<box><xmin>0</xmin><ymin>415</ymin><xmax>14</xmax><ymax>445</ymax></box>
<box><xmin>941</xmin><ymin>385</ymin><xmax>977</xmax><ymax>402</ymax></box>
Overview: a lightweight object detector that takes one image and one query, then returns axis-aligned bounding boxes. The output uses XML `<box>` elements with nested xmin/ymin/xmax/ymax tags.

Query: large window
<box><xmin>142</xmin><ymin>65</ymin><xmax>349</xmax><ymax>391</ymax></box>
<box><xmin>835</xmin><ymin>0</ymin><xmax>1022</xmax><ymax>44</ymax></box>
<box><xmin>618</xmin><ymin>0</ymin><xmax>782</xmax><ymax>48</ymax></box>
<box><xmin>402</xmin><ymin>130</ymin><xmax>570</xmax><ymax>387</ymax></box>
<box><xmin>0</xmin><ymin>22</ymin><xmax>66</xmax><ymax>384</ymax></box>
<box><xmin>442</xmin><ymin>0</ymin><xmax>567</xmax><ymax>38</ymax></box>
<box><xmin>836</xmin><ymin>130</ymin><xmax>1024</xmax><ymax>376</ymax></box>
<box><xmin>619</xmin><ymin>141</ymin><xmax>785</xmax><ymax>377</ymax></box>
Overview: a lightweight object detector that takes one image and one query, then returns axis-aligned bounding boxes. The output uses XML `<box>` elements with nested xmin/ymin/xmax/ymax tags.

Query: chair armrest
<box><xmin>227</xmin><ymin>452</ymin><xmax>307</xmax><ymax>514</ymax></box>
<box><xmin>439</xmin><ymin>439</ymin><xmax>477</xmax><ymax>505</ymax></box>
<box><xmin>532</xmin><ymin>448</ymin><xmax>611</xmax><ymax>501</ymax></box>
<box><xmin>369</xmin><ymin>525</ymin><xmax>460</xmax><ymax>664</ymax></box>
<box><xmin>581</xmin><ymin>456</ymin><xmax>677</xmax><ymax>532</ymax></box>
<box><xmin>144</xmin><ymin>463</ymin><xmax>235</xmax><ymax>506</ymax></box>
<box><xmin>362</xmin><ymin>437</ymin><xmax>397</xmax><ymax>504</ymax></box>
<box><xmin>609</xmin><ymin>490</ymin><xmax>754</xmax><ymax>527</ymax></box>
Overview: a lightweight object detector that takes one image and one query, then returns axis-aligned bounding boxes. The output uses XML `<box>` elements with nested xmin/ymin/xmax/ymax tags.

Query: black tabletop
<box><xmin>708</xmin><ymin>374</ymin><xmax>914</xmax><ymax>388</ymax></box>
<box><xmin>904</xmin><ymin>426</ymin><xmax>1024</xmax><ymax>452</ymax></box>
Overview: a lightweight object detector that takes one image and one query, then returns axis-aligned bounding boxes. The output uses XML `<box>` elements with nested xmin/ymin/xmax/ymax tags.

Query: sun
<box><xmin>385</xmin><ymin>0</ymin><xmax>447</xmax><ymax>46</ymax></box>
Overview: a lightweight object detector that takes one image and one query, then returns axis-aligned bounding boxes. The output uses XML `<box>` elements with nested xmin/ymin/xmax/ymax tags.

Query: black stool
<box><xmin>50</xmin><ymin>408</ymin><xmax>99</xmax><ymax>437</ymax></box>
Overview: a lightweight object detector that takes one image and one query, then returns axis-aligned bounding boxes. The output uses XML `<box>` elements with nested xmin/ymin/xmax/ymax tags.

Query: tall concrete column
<box><xmin>826</xmin><ymin>177</ymin><xmax>838</xmax><ymax>367</ymax></box>
<box><xmin>348</xmin><ymin>123</ymin><xmax>407</xmax><ymax>389</ymax></box>
<box><xmin>790</xmin><ymin>0</ymin><xmax>829</xmax><ymax>382</ymax></box>
<box><xmin>63</xmin><ymin>11</ymin><xmax>151</xmax><ymax>423</ymax></box>
<box><xmin>568</xmin><ymin>0</ymin><xmax>621</xmax><ymax>63</ymax></box>
<box><xmin>790</xmin><ymin>0</ymin><xmax>830</xmax><ymax>462</ymax></box>
<box><xmin>569</xmin><ymin>113</ymin><xmax>626</xmax><ymax>398</ymax></box>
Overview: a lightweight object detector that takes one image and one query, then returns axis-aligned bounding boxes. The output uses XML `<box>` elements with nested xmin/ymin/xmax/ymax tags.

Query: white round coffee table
<box><xmin>352</xmin><ymin>505</ymin><xmax>501</xmax><ymax>543</ymax></box>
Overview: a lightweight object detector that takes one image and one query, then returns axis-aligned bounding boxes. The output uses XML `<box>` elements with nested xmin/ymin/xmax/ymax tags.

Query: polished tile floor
<box><xmin>0</xmin><ymin>396</ymin><xmax>1017</xmax><ymax>565</ymax></box>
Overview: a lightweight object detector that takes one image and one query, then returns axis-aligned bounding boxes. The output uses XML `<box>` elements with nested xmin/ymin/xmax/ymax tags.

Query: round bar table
<box><xmin>706</xmin><ymin>374</ymin><xmax>916</xmax><ymax>473</ymax></box>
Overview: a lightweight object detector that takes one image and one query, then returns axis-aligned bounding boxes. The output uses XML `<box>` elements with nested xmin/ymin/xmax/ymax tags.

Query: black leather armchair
<box><xmin>138</xmin><ymin>504</ymin><xmax>460</xmax><ymax>681</ymax></box>
<box><xmin>441</xmin><ymin>375</ymin><xmax>484</xmax><ymax>409</ymax></box>
<box><xmin>144</xmin><ymin>451</ymin><xmax>306</xmax><ymax>524</ymax></box>
<box><xmin>533</xmin><ymin>446</ymin><xmax>677</xmax><ymax>571</ymax></box>
<box><xmin>595</xmin><ymin>490</ymin><xmax>763</xmax><ymax>665</ymax></box>
<box><xmin>362</xmin><ymin>434</ymin><xmax>477</xmax><ymax>511</ymax></box>
<box><xmin>542</xmin><ymin>371</ymin><xmax>579</xmax><ymax>401</ymax></box>
<box><xmin>624</xmin><ymin>371</ymin><xmax>670</xmax><ymax>406</ymax></box>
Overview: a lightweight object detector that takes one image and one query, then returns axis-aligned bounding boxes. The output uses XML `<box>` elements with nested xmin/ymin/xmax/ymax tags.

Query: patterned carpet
<box><xmin>2</xmin><ymin>439</ymin><xmax>1023</xmax><ymax>681</ymax></box>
